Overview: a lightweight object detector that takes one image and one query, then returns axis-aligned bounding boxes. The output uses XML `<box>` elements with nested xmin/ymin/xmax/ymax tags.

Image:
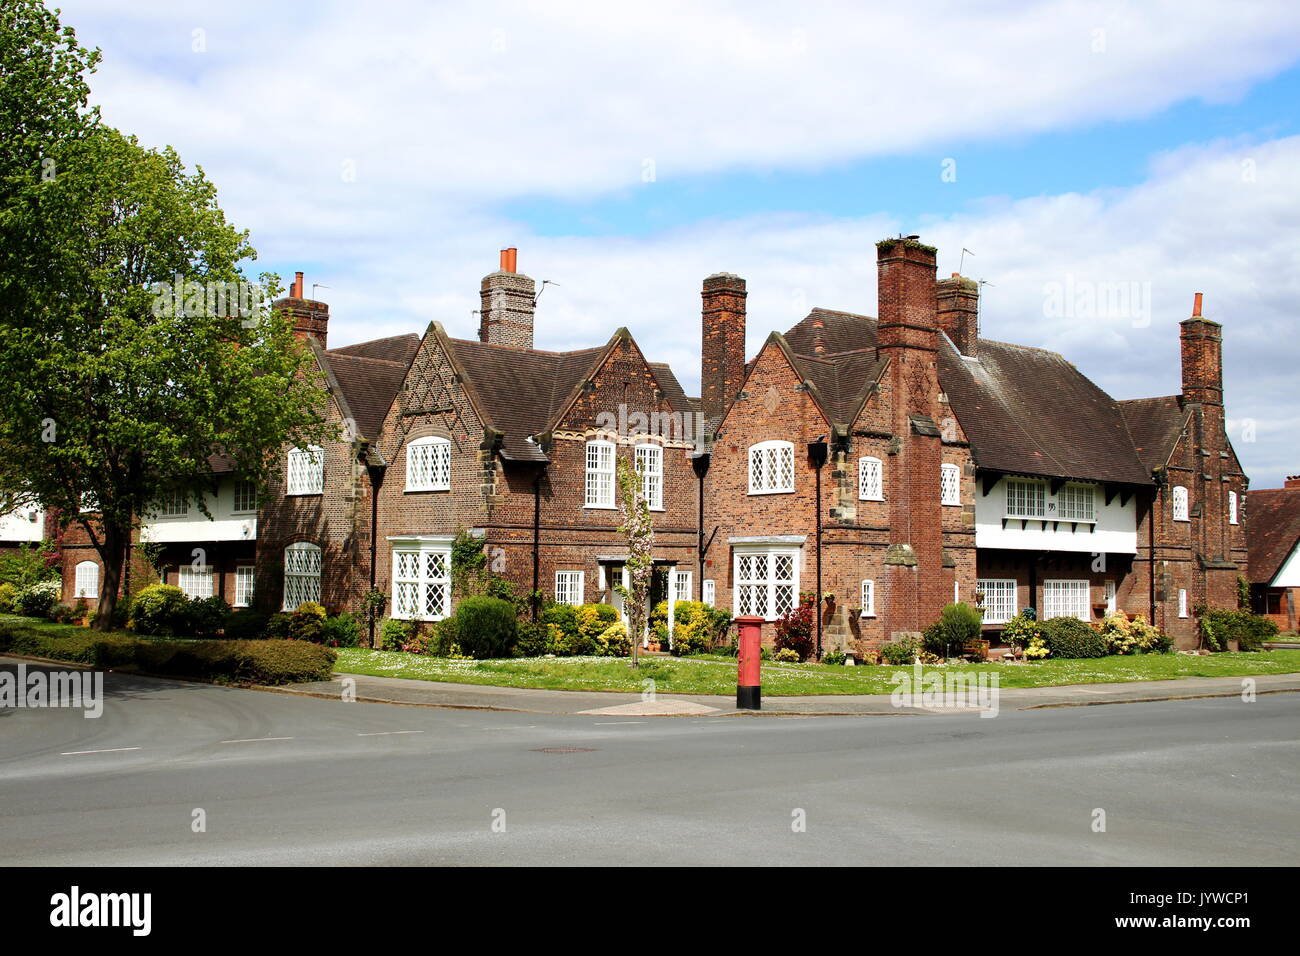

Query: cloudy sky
<box><xmin>54</xmin><ymin>0</ymin><xmax>1300</xmax><ymax>486</ymax></box>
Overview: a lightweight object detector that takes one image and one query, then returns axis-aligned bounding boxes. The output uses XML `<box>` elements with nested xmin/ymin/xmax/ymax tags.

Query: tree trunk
<box><xmin>93</xmin><ymin>522</ymin><xmax>129</xmax><ymax>631</ymax></box>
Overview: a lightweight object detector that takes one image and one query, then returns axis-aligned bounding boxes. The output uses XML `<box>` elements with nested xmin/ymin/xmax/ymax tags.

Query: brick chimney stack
<box><xmin>875</xmin><ymin>236</ymin><xmax>945</xmax><ymax>634</ymax></box>
<box><xmin>700</xmin><ymin>272</ymin><xmax>747</xmax><ymax>427</ymax></box>
<box><xmin>936</xmin><ymin>272</ymin><xmax>979</xmax><ymax>356</ymax></box>
<box><xmin>1180</xmin><ymin>292</ymin><xmax>1223</xmax><ymax>406</ymax></box>
<box><xmin>479</xmin><ymin>247</ymin><xmax>536</xmax><ymax>349</ymax></box>
<box><xmin>1285</xmin><ymin>475</ymin><xmax>1300</xmax><ymax>489</ymax></box>
<box><xmin>275</xmin><ymin>270</ymin><xmax>329</xmax><ymax>347</ymax></box>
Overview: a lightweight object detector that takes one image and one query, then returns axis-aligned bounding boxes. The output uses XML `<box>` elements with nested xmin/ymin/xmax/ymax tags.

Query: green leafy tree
<box><xmin>0</xmin><ymin>123</ymin><xmax>334</xmax><ymax>629</ymax></box>
<box><xmin>614</xmin><ymin>453</ymin><xmax>654</xmax><ymax>668</ymax></box>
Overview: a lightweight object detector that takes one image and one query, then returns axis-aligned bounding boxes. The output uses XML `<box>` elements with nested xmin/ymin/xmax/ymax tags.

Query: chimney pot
<box><xmin>1193</xmin><ymin>292</ymin><xmax>1203</xmax><ymax>317</ymax></box>
<box><xmin>292</xmin><ymin>271</ymin><xmax>304</xmax><ymax>299</ymax></box>
<box><xmin>1285</xmin><ymin>475</ymin><xmax>1300</xmax><ymax>488</ymax></box>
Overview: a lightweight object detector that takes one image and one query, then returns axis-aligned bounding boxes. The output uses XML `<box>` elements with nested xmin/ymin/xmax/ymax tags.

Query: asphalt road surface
<box><xmin>2</xmin><ymin>663</ymin><xmax>1296</xmax><ymax>865</ymax></box>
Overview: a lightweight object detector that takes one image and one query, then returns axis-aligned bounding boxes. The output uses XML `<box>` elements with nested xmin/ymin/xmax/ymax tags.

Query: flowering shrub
<box><xmin>538</xmin><ymin>602</ymin><xmax>624</xmax><ymax>656</ymax></box>
<box><xmin>773</xmin><ymin>648</ymin><xmax>800</xmax><ymax>663</ymax></box>
<box><xmin>650</xmin><ymin>600</ymin><xmax>730</xmax><ymax>656</ymax></box>
<box><xmin>1098</xmin><ymin>612</ymin><xmax>1171</xmax><ymax>654</ymax></box>
<box><xmin>773</xmin><ymin>595</ymin><xmax>816</xmax><ymax>662</ymax></box>
<box><xmin>1000</xmin><ymin>611</ymin><xmax>1043</xmax><ymax>651</ymax></box>
<box><xmin>288</xmin><ymin>602</ymin><xmax>327</xmax><ymax>642</ymax></box>
<box><xmin>1024</xmin><ymin>635</ymin><xmax>1049</xmax><ymax>659</ymax></box>
<box><xmin>880</xmin><ymin>636</ymin><xmax>919</xmax><ymax>665</ymax></box>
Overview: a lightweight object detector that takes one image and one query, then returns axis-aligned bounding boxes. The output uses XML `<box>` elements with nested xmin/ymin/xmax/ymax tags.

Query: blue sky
<box><xmin>50</xmin><ymin>0</ymin><xmax>1300</xmax><ymax>488</ymax></box>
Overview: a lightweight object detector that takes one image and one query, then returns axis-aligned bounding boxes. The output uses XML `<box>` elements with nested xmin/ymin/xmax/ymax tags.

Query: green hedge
<box><xmin>0</xmin><ymin>618</ymin><xmax>335</xmax><ymax>685</ymax></box>
<box><xmin>1040</xmin><ymin>617</ymin><xmax>1109</xmax><ymax>659</ymax></box>
<box><xmin>1198</xmin><ymin>607</ymin><xmax>1279</xmax><ymax>652</ymax></box>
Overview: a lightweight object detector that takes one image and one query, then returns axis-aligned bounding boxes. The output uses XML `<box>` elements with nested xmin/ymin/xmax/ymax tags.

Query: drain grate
<box><xmin>532</xmin><ymin>746</ymin><xmax>597</xmax><ymax>754</ymax></box>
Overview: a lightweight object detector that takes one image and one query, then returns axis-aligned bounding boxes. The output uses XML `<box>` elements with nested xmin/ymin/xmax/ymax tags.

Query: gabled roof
<box><xmin>1118</xmin><ymin>396</ymin><xmax>1189</xmax><ymax>472</ymax></box>
<box><xmin>320</xmin><ymin>350</ymin><xmax>409</xmax><ymax>440</ymax></box>
<box><xmin>328</xmin><ymin>333</ymin><xmax>421</xmax><ymax>366</ymax></box>
<box><xmin>778</xmin><ymin>307</ymin><xmax>1154</xmax><ymax>486</ymax></box>
<box><xmin>1247</xmin><ymin>487</ymin><xmax>1300</xmax><ymax>585</ymax></box>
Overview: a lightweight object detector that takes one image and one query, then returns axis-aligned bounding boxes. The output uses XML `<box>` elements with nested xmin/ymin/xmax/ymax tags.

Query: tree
<box><xmin>614</xmin><ymin>453</ymin><xmax>654</xmax><ymax>668</ymax></box>
<box><xmin>0</xmin><ymin>125</ymin><xmax>334</xmax><ymax>629</ymax></box>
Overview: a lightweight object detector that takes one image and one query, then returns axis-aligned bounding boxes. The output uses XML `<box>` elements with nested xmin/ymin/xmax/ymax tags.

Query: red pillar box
<box><xmin>734</xmin><ymin>615</ymin><xmax>764</xmax><ymax>710</ymax></box>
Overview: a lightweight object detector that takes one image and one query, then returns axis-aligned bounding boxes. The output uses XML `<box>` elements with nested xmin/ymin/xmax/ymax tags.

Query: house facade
<box><xmin>56</xmin><ymin>241</ymin><xmax>1250</xmax><ymax>653</ymax></box>
<box><xmin>1246</xmin><ymin>476</ymin><xmax>1300</xmax><ymax>632</ymax></box>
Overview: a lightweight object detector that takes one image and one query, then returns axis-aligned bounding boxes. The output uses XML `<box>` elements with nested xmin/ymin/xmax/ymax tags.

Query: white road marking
<box><xmin>593</xmin><ymin>721</ymin><xmax>645</xmax><ymax>725</ymax></box>
<box><xmin>356</xmin><ymin>730</ymin><xmax>425</xmax><ymax>737</ymax></box>
<box><xmin>219</xmin><ymin>737</ymin><xmax>294</xmax><ymax>744</ymax></box>
<box><xmin>60</xmin><ymin>747</ymin><xmax>142</xmax><ymax>756</ymax></box>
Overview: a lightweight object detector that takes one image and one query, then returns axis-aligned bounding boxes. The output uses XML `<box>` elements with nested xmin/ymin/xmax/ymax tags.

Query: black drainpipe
<box><xmin>808</xmin><ymin>438</ymin><xmax>829</xmax><ymax>659</ymax></box>
<box><xmin>532</xmin><ymin>468</ymin><xmax>543</xmax><ymax>621</ymax></box>
<box><xmin>692</xmin><ymin>452</ymin><xmax>710</xmax><ymax>600</ymax></box>
<box><xmin>365</xmin><ymin>456</ymin><xmax>386</xmax><ymax>649</ymax></box>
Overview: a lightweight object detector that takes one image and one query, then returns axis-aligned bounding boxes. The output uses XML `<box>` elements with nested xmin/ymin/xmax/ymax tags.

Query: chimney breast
<box><xmin>1180</xmin><ymin>293</ymin><xmax>1222</xmax><ymax>406</ymax></box>
<box><xmin>876</xmin><ymin>237</ymin><xmax>938</xmax><ymax>352</ymax></box>
<box><xmin>480</xmin><ymin>249</ymin><xmax>536</xmax><ymax>349</ymax></box>
<box><xmin>1285</xmin><ymin>475</ymin><xmax>1300</xmax><ymax>489</ymax></box>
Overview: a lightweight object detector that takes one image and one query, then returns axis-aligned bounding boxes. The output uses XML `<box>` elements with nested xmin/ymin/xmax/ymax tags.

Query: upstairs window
<box><xmin>749</xmin><ymin>440</ymin><xmax>795</xmax><ymax>494</ymax></box>
<box><xmin>74</xmin><ymin>561</ymin><xmax>99</xmax><ymax>600</ymax></box>
<box><xmin>635</xmin><ymin>444</ymin><xmax>664</xmax><ymax>509</ymax></box>
<box><xmin>407</xmin><ymin>436</ymin><xmax>451</xmax><ymax>492</ymax></box>
<box><xmin>555</xmin><ymin>570</ymin><xmax>584</xmax><ymax>606</ymax></box>
<box><xmin>283</xmin><ymin>542</ymin><xmax>322</xmax><ymax>610</ymax></box>
<box><xmin>286</xmin><ymin>446</ymin><xmax>324</xmax><ymax>496</ymax></box>
<box><xmin>1005</xmin><ymin>479</ymin><xmax>1046</xmax><ymax>518</ymax></box>
<box><xmin>1056</xmin><ymin>483</ymin><xmax>1095</xmax><ymax>522</ymax></box>
<box><xmin>859</xmin><ymin>457</ymin><xmax>883</xmax><ymax>501</ymax></box>
<box><xmin>233</xmin><ymin>480</ymin><xmax>258</xmax><ymax>513</ymax></box>
<box><xmin>1229</xmin><ymin>491</ymin><xmax>1238</xmax><ymax>525</ymax></box>
<box><xmin>1172</xmin><ymin>485</ymin><xmax>1189</xmax><ymax>522</ymax></box>
<box><xmin>940</xmin><ymin>463</ymin><xmax>961</xmax><ymax>506</ymax></box>
<box><xmin>585</xmin><ymin>440</ymin><xmax>615</xmax><ymax>508</ymax></box>
<box><xmin>158</xmin><ymin>489</ymin><xmax>188</xmax><ymax>517</ymax></box>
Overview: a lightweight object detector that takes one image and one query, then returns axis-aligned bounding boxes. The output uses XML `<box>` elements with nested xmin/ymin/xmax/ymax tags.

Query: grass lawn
<box><xmin>333</xmin><ymin>647</ymin><xmax>1300</xmax><ymax>696</ymax></box>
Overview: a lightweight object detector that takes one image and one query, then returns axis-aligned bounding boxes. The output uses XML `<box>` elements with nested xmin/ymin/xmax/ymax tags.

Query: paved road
<box><xmin>1</xmin><ymin>663</ymin><xmax>1296</xmax><ymax>865</ymax></box>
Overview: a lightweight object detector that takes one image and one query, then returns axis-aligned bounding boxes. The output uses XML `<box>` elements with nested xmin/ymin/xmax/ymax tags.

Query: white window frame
<box><xmin>733</xmin><ymin>547</ymin><xmax>799</xmax><ymax>621</ymax></box>
<box><xmin>1104</xmin><ymin>580</ymin><xmax>1117</xmax><ymax>615</ymax></box>
<box><xmin>232</xmin><ymin>480</ymin><xmax>258</xmax><ymax>514</ymax></box>
<box><xmin>1055</xmin><ymin>483</ymin><xmax>1096</xmax><ymax>522</ymax></box>
<box><xmin>283</xmin><ymin>542</ymin><xmax>322</xmax><ymax>610</ymax></box>
<box><xmin>406</xmin><ymin>436</ymin><xmax>452</xmax><ymax>492</ymax></box>
<box><xmin>555</xmin><ymin>570</ymin><xmax>584</xmax><ymax>606</ymax></box>
<box><xmin>178</xmin><ymin>564</ymin><xmax>214</xmax><ymax>601</ymax></box>
<box><xmin>1005</xmin><ymin>478</ymin><xmax>1047</xmax><ymax>518</ymax></box>
<box><xmin>702</xmin><ymin>579</ymin><xmax>716</xmax><ymax>606</ymax></box>
<box><xmin>159</xmin><ymin>489</ymin><xmax>188</xmax><ymax>517</ymax></box>
<box><xmin>584</xmin><ymin>440</ymin><xmax>616</xmax><ymax>509</ymax></box>
<box><xmin>73</xmin><ymin>560</ymin><xmax>99</xmax><ymax>600</ymax></box>
<box><xmin>977</xmin><ymin>578</ymin><xmax>1017</xmax><ymax>625</ymax></box>
<box><xmin>673</xmin><ymin>569</ymin><xmax>693</xmax><ymax>604</ymax></box>
<box><xmin>286</xmin><ymin>445</ymin><xmax>324</xmax><ymax>496</ymax></box>
<box><xmin>1172</xmin><ymin>485</ymin><xmax>1189</xmax><ymax>522</ymax></box>
<box><xmin>858</xmin><ymin>456</ymin><xmax>883</xmax><ymax>501</ymax></box>
<box><xmin>390</xmin><ymin>537</ymin><xmax>453</xmax><ymax>622</ymax></box>
<box><xmin>1043</xmin><ymin>579</ymin><xmax>1090</xmax><ymax>622</ymax></box>
<box><xmin>635</xmin><ymin>443</ymin><xmax>664</xmax><ymax>510</ymax></box>
<box><xmin>748</xmin><ymin>440</ymin><xmax>795</xmax><ymax>495</ymax></box>
<box><xmin>234</xmin><ymin>565</ymin><xmax>255</xmax><ymax>608</ymax></box>
<box><xmin>940</xmin><ymin>463</ymin><xmax>961</xmax><ymax>506</ymax></box>
<box><xmin>860</xmin><ymin>579</ymin><xmax>875</xmax><ymax>617</ymax></box>
<box><xmin>1228</xmin><ymin>490</ymin><xmax>1238</xmax><ymax>525</ymax></box>
<box><xmin>1178</xmin><ymin>589</ymin><xmax>1188</xmax><ymax>618</ymax></box>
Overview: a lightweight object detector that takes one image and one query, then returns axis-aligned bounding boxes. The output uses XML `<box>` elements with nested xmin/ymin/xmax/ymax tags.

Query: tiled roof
<box><xmin>328</xmin><ymin>333</ymin><xmax>420</xmax><ymax>366</ymax></box>
<box><xmin>781</xmin><ymin>308</ymin><xmax>1154</xmax><ymax>485</ymax></box>
<box><xmin>447</xmin><ymin>338</ymin><xmax>608</xmax><ymax>462</ymax></box>
<box><xmin>1247</xmin><ymin>487</ymin><xmax>1300</xmax><ymax>584</ymax></box>
<box><xmin>1118</xmin><ymin>396</ymin><xmax>1188</xmax><ymax>472</ymax></box>
<box><xmin>319</xmin><ymin>351</ymin><xmax>409</xmax><ymax>440</ymax></box>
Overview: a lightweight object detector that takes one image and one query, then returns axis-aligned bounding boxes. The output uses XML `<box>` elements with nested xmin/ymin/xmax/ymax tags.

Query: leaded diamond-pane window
<box><xmin>286</xmin><ymin>446</ymin><xmax>324</xmax><ymax>495</ymax></box>
<box><xmin>940</xmin><ymin>463</ymin><xmax>960</xmax><ymax>506</ymax></box>
<box><xmin>407</xmin><ymin>437</ymin><xmax>451</xmax><ymax>492</ymax></box>
<box><xmin>391</xmin><ymin>541</ymin><xmax>452</xmax><ymax>621</ymax></box>
<box><xmin>748</xmin><ymin>441</ymin><xmax>795</xmax><ymax>494</ymax></box>
<box><xmin>859</xmin><ymin>457</ymin><xmax>883</xmax><ymax>501</ymax></box>
<box><xmin>734</xmin><ymin>548</ymin><xmax>798</xmax><ymax>620</ymax></box>
<box><xmin>283</xmin><ymin>543</ymin><xmax>322</xmax><ymax>610</ymax></box>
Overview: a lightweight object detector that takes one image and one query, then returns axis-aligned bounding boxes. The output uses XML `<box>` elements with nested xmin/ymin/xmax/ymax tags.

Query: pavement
<box><xmin>268</xmin><ymin>666</ymin><xmax>1300</xmax><ymax>716</ymax></box>
<box><xmin>2</xmin><ymin>658</ymin><xmax>1297</xmax><ymax>865</ymax></box>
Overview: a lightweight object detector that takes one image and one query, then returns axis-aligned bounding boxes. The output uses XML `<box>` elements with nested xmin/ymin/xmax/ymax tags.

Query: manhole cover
<box><xmin>532</xmin><ymin>747</ymin><xmax>597</xmax><ymax>754</ymax></box>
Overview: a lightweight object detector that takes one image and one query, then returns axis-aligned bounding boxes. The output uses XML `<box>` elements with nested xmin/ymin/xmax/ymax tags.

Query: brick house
<box><xmin>1246</xmin><ymin>476</ymin><xmax>1300</xmax><ymax>632</ymax></box>
<box><xmin>255</xmin><ymin>253</ymin><xmax>704</xmax><ymax>640</ymax></box>
<box><xmin>701</xmin><ymin>238</ymin><xmax>1247</xmax><ymax>653</ymax></box>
